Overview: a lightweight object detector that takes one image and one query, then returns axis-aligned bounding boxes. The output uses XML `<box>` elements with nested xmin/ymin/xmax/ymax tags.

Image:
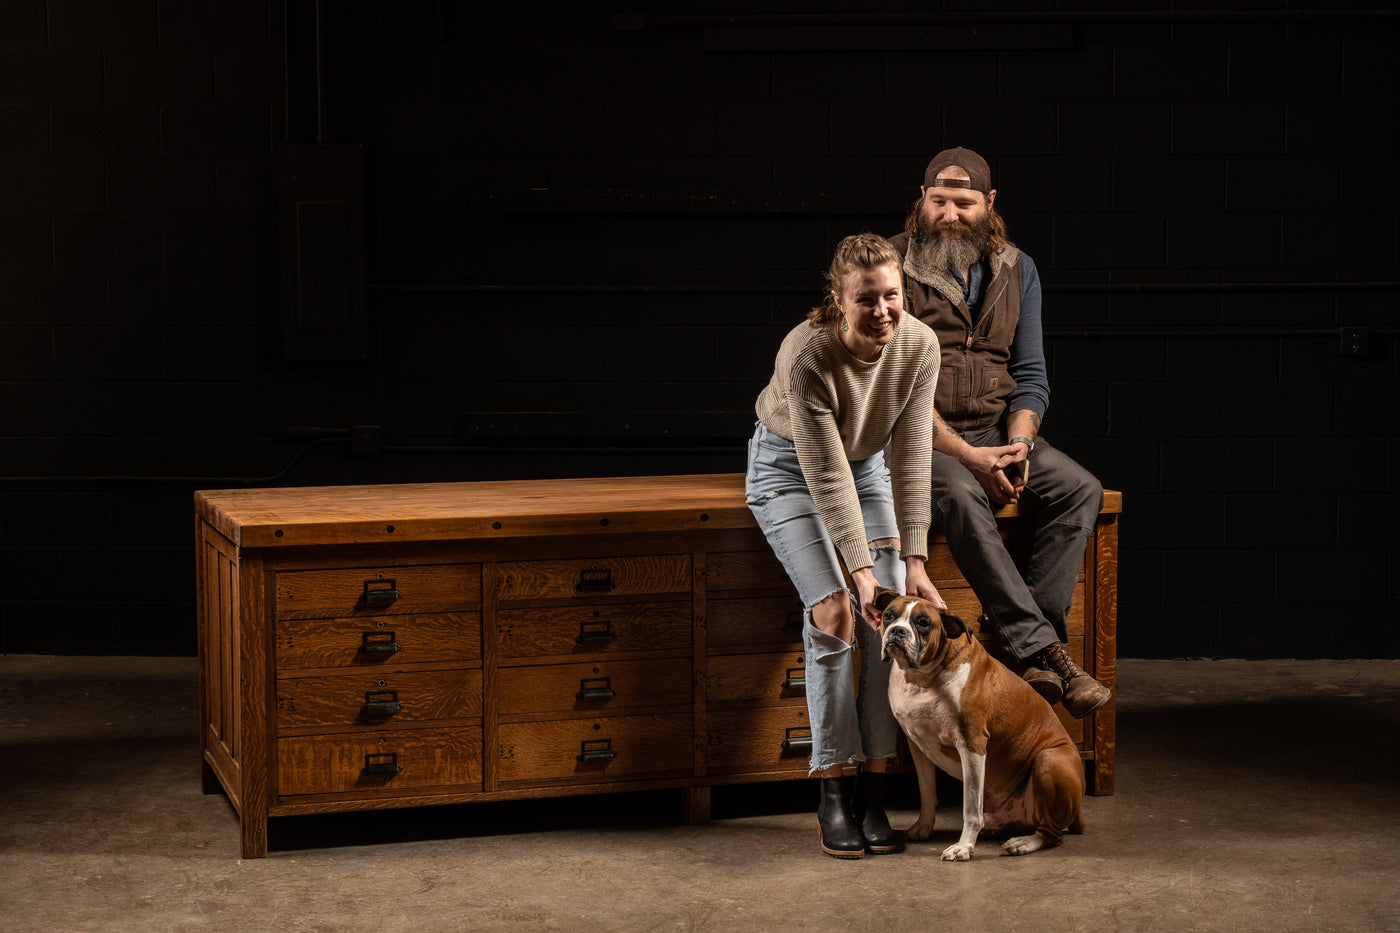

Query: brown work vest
<box><xmin>890</xmin><ymin>233</ymin><xmax>1023</xmax><ymax>433</ymax></box>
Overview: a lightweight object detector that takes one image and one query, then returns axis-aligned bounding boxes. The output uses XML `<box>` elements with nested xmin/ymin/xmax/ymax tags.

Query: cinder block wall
<box><xmin>1</xmin><ymin>3</ymin><xmax>1395</xmax><ymax>657</ymax></box>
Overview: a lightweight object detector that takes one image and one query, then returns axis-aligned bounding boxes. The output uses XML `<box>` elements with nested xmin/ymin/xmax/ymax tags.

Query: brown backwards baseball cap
<box><xmin>922</xmin><ymin>147</ymin><xmax>992</xmax><ymax>193</ymax></box>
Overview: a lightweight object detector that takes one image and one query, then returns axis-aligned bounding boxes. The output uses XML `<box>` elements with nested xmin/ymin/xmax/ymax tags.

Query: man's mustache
<box><xmin>931</xmin><ymin>220</ymin><xmax>974</xmax><ymax>239</ymax></box>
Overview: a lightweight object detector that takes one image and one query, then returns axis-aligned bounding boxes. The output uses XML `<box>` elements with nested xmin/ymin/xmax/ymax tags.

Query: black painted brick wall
<box><xmin>1</xmin><ymin>2</ymin><xmax>1396</xmax><ymax>658</ymax></box>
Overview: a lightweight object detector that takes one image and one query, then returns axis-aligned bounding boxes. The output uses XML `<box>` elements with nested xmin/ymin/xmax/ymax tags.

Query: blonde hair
<box><xmin>807</xmin><ymin>232</ymin><xmax>903</xmax><ymax>328</ymax></box>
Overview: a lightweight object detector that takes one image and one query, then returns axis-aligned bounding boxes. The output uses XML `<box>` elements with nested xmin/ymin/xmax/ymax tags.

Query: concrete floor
<box><xmin>1</xmin><ymin>658</ymin><xmax>1398</xmax><ymax>933</ymax></box>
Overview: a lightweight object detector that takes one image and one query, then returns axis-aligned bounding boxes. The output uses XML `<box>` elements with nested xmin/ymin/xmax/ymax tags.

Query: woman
<box><xmin>746</xmin><ymin>232</ymin><xmax>946</xmax><ymax>859</ymax></box>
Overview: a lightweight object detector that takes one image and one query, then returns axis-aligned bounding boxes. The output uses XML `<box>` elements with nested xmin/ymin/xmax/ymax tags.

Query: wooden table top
<box><xmin>197</xmin><ymin>472</ymin><xmax>1121</xmax><ymax>549</ymax></box>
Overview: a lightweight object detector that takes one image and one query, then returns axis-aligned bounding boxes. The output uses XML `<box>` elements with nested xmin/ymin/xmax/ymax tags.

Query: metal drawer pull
<box><xmin>576</xmin><ymin>566</ymin><xmax>615</xmax><ymax>594</ymax></box>
<box><xmin>359</xmin><ymin>631</ymin><xmax>401</xmax><ymax>656</ymax></box>
<box><xmin>576</xmin><ymin>619</ymin><xmax>615</xmax><ymax>646</ymax></box>
<box><xmin>576</xmin><ymin>677</ymin><xmax>615</xmax><ymax>702</ymax></box>
<box><xmin>577</xmin><ymin>739</ymin><xmax>617</xmax><ymax>764</ymax></box>
<box><xmin>361</xmin><ymin>752</ymin><xmax>403</xmax><ymax>777</ymax></box>
<box><xmin>362</xmin><ymin>578</ymin><xmax>401</xmax><ymax>604</ymax></box>
<box><xmin>782</xmin><ymin>667</ymin><xmax>806</xmax><ymax>694</ymax></box>
<box><xmin>782</xmin><ymin>610</ymin><xmax>804</xmax><ymax>637</ymax></box>
<box><xmin>782</xmin><ymin>727</ymin><xmax>812</xmax><ymax>754</ymax></box>
<box><xmin>361</xmin><ymin>689</ymin><xmax>402</xmax><ymax>718</ymax></box>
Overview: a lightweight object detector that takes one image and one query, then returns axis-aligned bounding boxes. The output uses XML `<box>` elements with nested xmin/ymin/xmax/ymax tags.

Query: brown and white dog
<box><xmin>876</xmin><ymin>590</ymin><xmax>1086</xmax><ymax>860</ymax></box>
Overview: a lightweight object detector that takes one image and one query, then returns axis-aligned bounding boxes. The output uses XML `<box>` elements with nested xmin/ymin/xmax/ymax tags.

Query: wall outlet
<box><xmin>1340</xmin><ymin>326</ymin><xmax>1373</xmax><ymax>359</ymax></box>
<box><xmin>351</xmin><ymin>425</ymin><xmax>382</xmax><ymax>457</ymax></box>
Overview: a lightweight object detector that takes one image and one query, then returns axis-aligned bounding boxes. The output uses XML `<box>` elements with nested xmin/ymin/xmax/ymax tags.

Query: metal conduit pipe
<box><xmin>368</xmin><ymin>282</ymin><xmax>1400</xmax><ymax>294</ymax></box>
<box><xmin>613</xmin><ymin>10</ymin><xmax>1400</xmax><ymax>29</ymax></box>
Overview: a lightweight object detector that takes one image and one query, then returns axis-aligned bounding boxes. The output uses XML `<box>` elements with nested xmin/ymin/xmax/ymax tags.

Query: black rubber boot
<box><xmin>854</xmin><ymin>769</ymin><xmax>898</xmax><ymax>854</ymax></box>
<box><xmin>816</xmin><ymin>776</ymin><xmax>865</xmax><ymax>859</ymax></box>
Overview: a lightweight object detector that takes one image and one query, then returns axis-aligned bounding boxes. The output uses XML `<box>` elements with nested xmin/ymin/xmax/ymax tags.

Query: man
<box><xmin>888</xmin><ymin>146</ymin><xmax>1111</xmax><ymax>718</ymax></box>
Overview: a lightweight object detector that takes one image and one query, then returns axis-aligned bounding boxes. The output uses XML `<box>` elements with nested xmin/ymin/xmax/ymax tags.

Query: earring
<box><xmin>840</xmin><ymin>317</ymin><xmax>850</xmax><ymax>333</ymax></box>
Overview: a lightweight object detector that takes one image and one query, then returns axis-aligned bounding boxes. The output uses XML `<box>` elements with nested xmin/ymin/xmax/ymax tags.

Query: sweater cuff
<box><xmin>837</xmin><ymin>539</ymin><xmax>873</xmax><ymax>577</ymax></box>
<box><xmin>899</xmin><ymin>525</ymin><xmax>928</xmax><ymax>562</ymax></box>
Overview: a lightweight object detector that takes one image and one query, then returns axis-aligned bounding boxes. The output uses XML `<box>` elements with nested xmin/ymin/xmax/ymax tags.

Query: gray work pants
<box><xmin>930</xmin><ymin>426</ymin><xmax>1104</xmax><ymax>663</ymax></box>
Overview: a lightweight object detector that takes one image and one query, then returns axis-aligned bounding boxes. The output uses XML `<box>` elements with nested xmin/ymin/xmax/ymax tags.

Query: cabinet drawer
<box><xmin>707</xmin><ymin>652</ymin><xmax>807</xmax><ymax>706</ymax></box>
<box><xmin>275</xmin><ymin>565</ymin><xmax>482</xmax><ymax>619</ymax></box>
<box><xmin>277</xmin><ymin>613</ymin><xmax>482</xmax><ymax>670</ymax></box>
<box><xmin>706</xmin><ymin>707</ymin><xmax>812</xmax><ymax>775</ymax></box>
<box><xmin>276</xmin><ymin>669</ymin><xmax>483</xmax><ymax>730</ymax></box>
<box><xmin>498</xmin><ymin>659</ymin><xmax>691</xmax><ymax>716</ymax></box>
<box><xmin>703</xmin><ymin>550</ymin><xmax>790</xmax><ymax>594</ymax></box>
<box><xmin>497</xmin><ymin>715</ymin><xmax>692</xmax><ymax>783</ymax></box>
<box><xmin>922</xmin><ymin>545</ymin><xmax>970</xmax><ymax>586</ymax></box>
<box><xmin>278</xmin><ymin>726</ymin><xmax>482</xmax><ymax>796</ymax></box>
<box><xmin>494</xmin><ymin>555</ymin><xmax>691</xmax><ymax>603</ymax></box>
<box><xmin>708</xmin><ymin>597</ymin><xmax>803</xmax><ymax>651</ymax></box>
<box><xmin>1056</xmin><ymin>701</ymin><xmax>1085</xmax><ymax>746</ymax></box>
<box><xmin>942</xmin><ymin>583</ymin><xmax>1086</xmax><ymax>641</ymax></box>
<box><xmin>498</xmin><ymin>603</ymin><xmax>690</xmax><ymax>658</ymax></box>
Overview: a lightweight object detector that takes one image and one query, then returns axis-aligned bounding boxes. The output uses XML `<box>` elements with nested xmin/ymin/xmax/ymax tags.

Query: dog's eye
<box><xmin>883</xmin><ymin>610</ymin><xmax>894</xmax><ymax>621</ymax></box>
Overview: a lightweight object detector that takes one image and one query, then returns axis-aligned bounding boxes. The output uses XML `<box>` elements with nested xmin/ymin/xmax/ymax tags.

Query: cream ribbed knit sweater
<box><xmin>755</xmin><ymin>316</ymin><xmax>940</xmax><ymax>573</ymax></box>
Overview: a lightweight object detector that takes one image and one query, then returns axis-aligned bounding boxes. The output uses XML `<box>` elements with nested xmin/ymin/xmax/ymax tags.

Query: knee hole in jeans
<box><xmin>810</xmin><ymin>590</ymin><xmax>855</xmax><ymax>644</ymax></box>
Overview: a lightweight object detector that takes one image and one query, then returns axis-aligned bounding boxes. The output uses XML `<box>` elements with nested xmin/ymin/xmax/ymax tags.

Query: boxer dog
<box><xmin>876</xmin><ymin>590</ymin><xmax>1085</xmax><ymax>860</ymax></box>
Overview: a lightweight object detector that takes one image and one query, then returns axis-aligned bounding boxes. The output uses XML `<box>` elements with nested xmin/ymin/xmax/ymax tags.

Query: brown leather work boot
<box><xmin>1019</xmin><ymin>664</ymin><xmax>1064</xmax><ymax>705</ymax></box>
<box><xmin>1035</xmin><ymin>642</ymin><xmax>1111</xmax><ymax>718</ymax></box>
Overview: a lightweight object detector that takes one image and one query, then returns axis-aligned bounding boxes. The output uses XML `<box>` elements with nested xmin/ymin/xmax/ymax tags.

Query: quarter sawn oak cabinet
<box><xmin>196</xmin><ymin>474</ymin><xmax>1120</xmax><ymax>858</ymax></box>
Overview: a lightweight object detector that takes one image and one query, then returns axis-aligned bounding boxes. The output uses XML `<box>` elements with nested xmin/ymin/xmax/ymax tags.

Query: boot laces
<box><xmin>1041</xmin><ymin>643</ymin><xmax>1083</xmax><ymax>681</ymax></box>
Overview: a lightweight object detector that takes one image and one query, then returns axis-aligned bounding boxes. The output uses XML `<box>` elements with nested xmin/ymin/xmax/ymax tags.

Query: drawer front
<box><xmin>703</xmin><ymin>550</ymin><xmax>790</xmax><ymax>594</ymax></box>
<box><xmin>707</xmin><ymin>597</ymin><xmax>803</xmax><ymax>651</ymax></box>
<box><xmin>277</xmin><ymin>613</ymin><xmax>482</xmax><ymax>670</ymax></box>
<box><xmin>275</xmin><ymin>565</ymin><xmax>482</xmax><ymax>619</ymax></box>
<box><xmin>707</xmin><ymin>652</ymin><xmax>807</xmax><ymax>705</ymax></box>
<box><xmin>494</xmin><ymin>555</ymin><xmax>691</xmax><ymax>603</ymax></box>
<box><xmin>278</xmin><ymin>726</ymin><xmax>482</xmax><ymax>796</ymax></box>
<box><xmin>922</xmin><ymin>545</ymin><xmax>970</xmax><ymax>586</ymax></box>
<box><xmin>947</xmin><ymin>582</ymin><xmax>1087</xmax><ymax>642</ymax></box>
<box><xmin>498</xmin><ymin>603</ymin><xmax>690</xmax><ymax>658</ymax></box>
<box><xmin>497</xmin><ymin>715</ymin><xmax>693</xmax><ymax>783</ymax></box>
<box><xmin>704</xmin><ymin>545</ymin><xmax>965</xmax><ymax>591</ymax></box>
<box><xmin>706</xmin><ymin>706</ymin><xmax>812</xmax><ymax>775</ymax></box>
<box><xmin>1066</xmin><ymin>582</ymin><xmax>1087</xmax><ymax>638</ymax></box>
<box><xmin>276</xmin><ymin>669</ymin><xmax>484</xmax><ymax>730</ymax></box>
<box><xmin>1055</xmin><ymin>701</ymin><xmax>1085</xmax><ymax>745</ymax></box>
<box><xmin>498</xmin><ymin>659</ymin><xmax>691</xmax><ymax>716</ymax></box>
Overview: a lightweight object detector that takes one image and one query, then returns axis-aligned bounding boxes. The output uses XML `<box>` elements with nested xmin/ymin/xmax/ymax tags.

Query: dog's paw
<box><xmin>1001</xmin><ymin>833</ymin><xmax>1046</xmax><ymax>856</ymax></box>
<box><xmin>940</xmin><ymin>843</ymin><xmax>974</xmax><ymax>861</ymax></box>
<box><xmin>904</xmin><ymin>819</ymin><xmax>935</xmax><ymax>842</ymax></box>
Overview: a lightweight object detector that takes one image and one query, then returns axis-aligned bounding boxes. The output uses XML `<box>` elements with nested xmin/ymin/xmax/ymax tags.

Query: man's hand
<box><xmin>959</xmin><ymin>443</ymin><xmax>1025</xmax><ymax>505</ymax></box>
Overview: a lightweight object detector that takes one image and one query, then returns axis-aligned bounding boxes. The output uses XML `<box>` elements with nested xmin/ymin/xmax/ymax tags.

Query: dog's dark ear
<box><xmin>873</xmin><ymin>587</ymin><xmax>900</xmax><ymax>611</ymax></box>
<box><xmin>940</xmin><ymin>610</ymin><xmax>973</xmax><ymax>643</ymax></box>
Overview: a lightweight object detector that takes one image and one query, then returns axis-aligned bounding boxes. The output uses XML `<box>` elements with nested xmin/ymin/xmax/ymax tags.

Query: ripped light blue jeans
<box><xmin>744</xmin><ymin>422</ymin><xmax>905</xmax><ymax>774</ymax></box>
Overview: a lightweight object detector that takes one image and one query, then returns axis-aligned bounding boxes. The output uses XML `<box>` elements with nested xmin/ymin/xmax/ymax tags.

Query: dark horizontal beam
<box><xmin>467</xmin><ymin>187</ymin><xmax>908</xmax><ymax>215</ymax></box>
<box><xmin>369</xmin><ymin>281</ymin><xmax>1400</xmax><ymax>295</ymax></box>
<box><xmin>700</xmin><ymin>23</ymin><xmax>1073</xmax><ymax>53</ymax></box>
<box><xmin>613</xmin><ymin>10</ymin><xmax>1400</xmax><ymax>30</ymax></box>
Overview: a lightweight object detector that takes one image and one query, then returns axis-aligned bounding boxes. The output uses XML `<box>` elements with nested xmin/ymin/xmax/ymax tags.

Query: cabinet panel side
<box><xmin>198</xmin><ymin>521</ymin><xmax>241</xmax><ymax>770</ymax></box>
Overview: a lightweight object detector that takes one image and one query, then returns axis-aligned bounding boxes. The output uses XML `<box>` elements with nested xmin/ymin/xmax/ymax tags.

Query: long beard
<box><xmin>911</xmin><ymin>210</ymin><xmax>993</xmax><ymax>275</ymax></box>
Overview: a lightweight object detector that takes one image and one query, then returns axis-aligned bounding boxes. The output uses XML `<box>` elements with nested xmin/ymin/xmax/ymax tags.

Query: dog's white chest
<box><xmin>889</xmin><ymin>661</ymin><xmax>970</xmax><ymax>773</ymax></box>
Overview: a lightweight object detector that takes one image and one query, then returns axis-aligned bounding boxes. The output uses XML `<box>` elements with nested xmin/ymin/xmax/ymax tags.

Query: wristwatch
<box><xmin>1009</xmin><ymin>436</ymin><xmax>1035</xmax><ymax>452</ymax></box>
